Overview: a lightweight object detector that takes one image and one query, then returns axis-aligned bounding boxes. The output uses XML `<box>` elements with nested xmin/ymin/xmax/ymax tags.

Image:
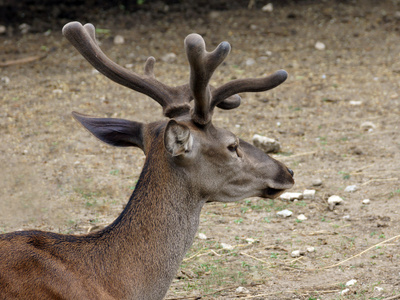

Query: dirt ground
<box><xmin>1</xmin><ymin>1</ymin><xmax>400</xmax><ymax>299</ymax></box>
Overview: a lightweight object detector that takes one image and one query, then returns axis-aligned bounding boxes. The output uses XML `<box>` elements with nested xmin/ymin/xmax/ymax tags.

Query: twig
<box><xmin>382</xmin><ymin>294</ymin><xmax>400</xmax><ymax>300</ymax></box>
<box><xmin>166</xmin><ymin>285</ymin><xmax>237</xmax><ymax>300</ymax></box>
<box><xmin>0</xmin><ymin>54</ymin><xmax>47</xmax><ymax>67</ymax></box>
<box><xmin>237</xmin><ymin>289</ymin><xmax>340</xmax><ymax>299</ymax></box>
<box><xmin>361</xmin><ymin>177</ymin><xmax>398</xmax><ymax>186</ymax></box>
<box><xmin>240</xmin><ymin>252</ymin><xmax>270</xmax><ymax>265</ymax></box>
<box><xmin>310</xmin><ymin>234</ymin><xmax>400</xmax><ymax>271</ymax></box>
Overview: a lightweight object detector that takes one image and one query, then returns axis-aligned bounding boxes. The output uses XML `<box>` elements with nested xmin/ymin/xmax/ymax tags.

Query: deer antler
<box><xmin>62</xmin><ymin>22</ymin><xmax>192</xmax><ymax>118</ymax></box>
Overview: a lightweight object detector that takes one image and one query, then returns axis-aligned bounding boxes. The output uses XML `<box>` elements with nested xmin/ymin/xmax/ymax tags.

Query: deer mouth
<box><xmin>261</xmin><ymin>187</ymin><xmax>286</xmax><ymax>199</ymax></box>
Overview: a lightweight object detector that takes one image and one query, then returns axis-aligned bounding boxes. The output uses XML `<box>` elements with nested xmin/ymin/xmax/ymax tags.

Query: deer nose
<box><xmin>287</xmin><ymin>168</ymin><xmax>294</xmax><ymax>177</ymax></box>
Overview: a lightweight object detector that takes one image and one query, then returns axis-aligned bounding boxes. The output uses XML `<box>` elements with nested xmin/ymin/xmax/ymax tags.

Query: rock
<box><xmin>1</xmin><ymin>76</ymin><xmax>10</xmax><ymax>85</ymax></box>
<box><xmin>312</xmin><ymin>178</ymin><xmax>323</xmax><ymax>186</ymax></box>
<box><xmin>0</xmin><ymin>25</ymin><xmax>5</xmax><ymax>34</ymax></box>
<box><xmin>19</xmin><ymin>23</ymin><xmax>31</xmax><ymax>34</ymax></box>
<box><xmin>328</xmin><ymin>195</ymin><xmax>343</xmax><ymax>210</ymax></box>
<box><xmin>252</xmin><ymin>134</ymin><xmax>281</xmax><ymax>153</ymax></box>
<box><xmin>291</xmin><ymin>250</ymin><xmax>301</xmax><ymax>257</ymax></box>
<box><xmin>374</xmin><ymin>286</ymin><xmax>384</xmax><ymax>292</ymax></box>
<box><xmin>340</xmin><ymin>288</ymin><xmax>350</xmax><ymax>295</ymax></box>
<box><xmin>262</xmin><ymin>3</ymin><xmax>273</xmax><ymax>12</ymax></box>
<box><xmin>349</xmin><ymin>100</ymin><xmax>363</xmax><ymax>105</ymax></box>
<box><xmin>343</xmin><ymin>215</ymin><xmax>351</xmax><ymax>220</ymax></box>
<box><xmin>297</xmin><ymin>214</ymin><xmax>309</xmax><ymax>223</ymax></box>
<box><xmin>346</xmin><ymin>279</ymin><xmax>357</xmax><ymax>286</ymax></box>
<box><xmin>221</xmin><ymin>243</ymin><xmax>234</xmax><ymax>250</ymax></box>
<box><xmin>113</xmin><ymin>35</ymin><xmax>125</xmax><ymax>45</ymax></box>
<box><xmin>362</xmin><ymin>199</ymin><xmax>370</xmax><ymax>204</ymax></box>
<box><xmin>245</xmin><ymin>58</ymin><xmax>256</xmax><ymax>66</ymax></box>
<box><xmin>161</xmin><ymin>52</ymin><xmax>177</xmax><ymax>63</ymax></box>
<box><xmin>315</xmin><ymin>41</ymin><xmax>326</xmax><ymax>50</ymax></box>
<box><xmin>198</xmin><ymin>233</ymin><xmax>207</xmax><ymax>240</ymax></box>
<box><xmin>303</xmin><ymin>189</ymin><xmax>316</xmax><ymax>199</ymax></box>
<box><xmin>52</xmin><ymin>89</ymin><xmax>63</xmax><ymax>94</ymax></box>
<box><xmin>246</xmin><ymin>238</ymin><xmax>256</xmax><ymax>244</ymax></box>
<box><xmin>277</xmin><ymin>209</ymin><xmax>292</xmax><ymax>218</ymax></box>
<box><xmin>209</xmin><ymin>11</ymin><xmax>220</xmax><ymax>19</ymax></box>
<box><xmin>361</xmin><ymin>121</ymin><xmax>376</xmax><ymax>131</ymax></box>
<box><xmin>250</xmin><ymin>24</ymin><xmax>258</xmax><ymax>30</ymax></box>
<box><xmin>297</xmin><ymin>214</ymin><xmax>307</xmax><ymax>221</ymax></box>
<box><xmin>306</xmin><ymin>246</ymin><xmax>315</xmax><ymax>252</ymax></box>
<box><xmin>236</xmin><ymin>286</ymin><xmax>250</xmax><ymax>294</ymax></box>
<box><xmin>344</xmin><ymin>185</ymin><xmax>358</xmax><ymax>192</ymax></box>
<box><xmin>280</xmin><ymin>192</ymin><xmax>303</xmax><ymax>201</ymax></box>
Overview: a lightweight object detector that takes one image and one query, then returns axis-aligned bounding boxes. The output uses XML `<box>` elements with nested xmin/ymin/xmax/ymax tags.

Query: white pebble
<box><xmin>297</xmin><ymin>214</ymin><xmax>307</xmax><ymax>221</ymax></box>
<box><xmin>362</xmin><ymin>199</ymin><xmax>370</xmax><ymax>204</ymax></box>
<box><xmin>221</xmin><ymin>243</ymin><xmax>234</xmax><ymax>250</ymax></box>
<box><xmin>19</xmin><ymin>23</ymin><xmax>30</xmax><ymax>34</ymax></box>
<box><xmin>280</xmin><ymin>192</ymin><xmax>303</xmax><ymax>201</ymax></box>
<box><xmin>349</xmin><ymin>100</ymin><xmax>363</xmax><ymax>106</ymax></box>
<box><xmin>198</xmin><ymin>233</ymin><xmax>207</xmax><ymax>240</ymax></box>
<box><xmin>303</xmin><ymin>189</ymin><xmax>316</xmax><ymax>199</ymax></box>
<box><xmin>161</xmin><ymin>52</ymin><xmax>177</xmax><ymax>63</ymax></box>
<box><xmin>276</xmin><ymin>209</ymin><xmax>292</xmax><ymax>218</ymax></box>
<box><xmin>291</xmin><ymin>250</ymin><xmax>301</xmax><ymax>257</ymax></box>
<box><xmin>345</xmin><ymin>185</ymin><xmax>358</xmax><ymax>192</ymax></box>
<box><xmin>252</xmin><ymin>134</ymin><xmax>281</xmax><ymax>153</ymax></box>
<box><xmin>360</xmin><ymin>121</ymin><xmax>376</xmax><ymax>131</ymax></box>
<box><xmin>250</xmin><ymin>24</ymin><xmax>258</xmax><ymax>30</ymax></box>
<box><xmin>374</xmin><ymin>286</ymin><xmax>384</xmax><ymax>292</ymax></box>
<box><xmin>312</xmin><ymin>178</ymin><xmax>323</xmax><ymax>186</ymax></box>
<box><xmin>346</xmin><ymin>279</ymin><xmax>357</xmax><ymax>286</ymax></box>
<box><xmin>328</xmin><ymin>195</ymin><xmax>343</xmax><ymax>205</ymax></box>
<box><xmin>52</xmin><ymin>89</ymin><xmax>63</xmax><ymax>94</ymax></box>
<box><xmin>307</xmin><ymin>246</ymin><xmax>315</xmax><ymax>252</ymax></box>
<box><xmin>262</xmin><ymin>3</ymin><xmax>273</xmax><ymax>12</ymax></box>
<box><xmin>340</xmin><ymin>288</ymin><xmax>350</xmax><ymax>295</ymax></box>
<box><xmin>113</xmin><ymin>35</ymin><xmax>125</xmax><ymax>45</ymax></box>
<box><xmin>246</xmin><ymin>238</ymin><xmax>256</xmax><ymax>244</ymax></box>
<box><xmin>0</xmin><ymin>25</ymin><xmax>5</xmax><ymax>34</ymax></box>
<box><xmin>245</xmin><ymin>58</ymin><xmax>256</xmax><ymax>66</ymax></box>
<box><xmin>1</xmin><ymin>76</ymin><xmax>10</xmax><ymax>85</ymax></box>
<box><xmin>236</xmin><ymin>286</ymin><xmax>250</xmax><ymax>294</ymax></box>
<box><xmin>315</xmin><ymin>41</ymin><xmax>326</xmax><ymax>50</ymax></box>
<box><xmin>343</xmin><ymin>215</ymin><xmax>351</xmax><ymax>220</ymax></box>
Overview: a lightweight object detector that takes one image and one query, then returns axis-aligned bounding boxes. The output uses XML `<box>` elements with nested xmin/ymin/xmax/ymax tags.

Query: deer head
<box><xmin>63</xmin><ymin>22</ymin><xmax>294</xmax><ymax>204</ymax></box>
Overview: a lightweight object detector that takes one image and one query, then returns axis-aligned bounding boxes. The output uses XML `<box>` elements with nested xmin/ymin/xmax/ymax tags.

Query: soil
<box><xmin>1</xmin><ymin>1</ymin><xmax>400</xmax><ymax>299</ymax></box>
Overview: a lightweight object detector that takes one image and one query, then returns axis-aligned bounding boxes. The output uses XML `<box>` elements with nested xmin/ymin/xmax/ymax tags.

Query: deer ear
<box><xmin>164</xmin><ymin>120</ymin><xmax>193</xmax><ymax>157</ymax></box>
<box><xmin>72</xmin><ymin>112</ymin><xmax>144</xmax><ymax>151</ymax></box>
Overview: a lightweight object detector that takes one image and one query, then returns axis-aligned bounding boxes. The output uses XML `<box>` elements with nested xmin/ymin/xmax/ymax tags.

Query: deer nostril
<box><xmin>287</xmin><ymin>168</ymin><xmax>294</xmax><ymax>177</ymax></box>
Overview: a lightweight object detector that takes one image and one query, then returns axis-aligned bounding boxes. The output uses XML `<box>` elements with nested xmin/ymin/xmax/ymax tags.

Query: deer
<box><xmin>0</xmin><ymin>21</ymin><xmax>294</xmax><ymax>300</ymax></box>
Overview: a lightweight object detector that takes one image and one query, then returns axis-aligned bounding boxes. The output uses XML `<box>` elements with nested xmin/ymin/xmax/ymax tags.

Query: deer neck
<box><xmin>93</xmin><ymin>149</ymin><xmax>205</xmax><ymax>299</ymax></box>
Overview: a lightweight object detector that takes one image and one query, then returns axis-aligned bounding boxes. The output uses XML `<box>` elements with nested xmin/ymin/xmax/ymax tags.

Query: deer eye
<box><xmin>227</xmin><ymin>143</ymin><xmax>238</xmax><ymax>153</ymax></box>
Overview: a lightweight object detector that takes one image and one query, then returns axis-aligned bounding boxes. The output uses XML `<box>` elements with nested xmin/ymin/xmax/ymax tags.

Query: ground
<box><xmin>1</xmin><ymin>1</ymin><xmax>400</xmax><ymax>299</ymax></box>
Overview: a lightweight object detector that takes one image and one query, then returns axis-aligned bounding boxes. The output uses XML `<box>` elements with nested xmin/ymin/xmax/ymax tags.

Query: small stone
<box><xmin>113</xmin><ymin>35</ymin><xmax>125</xmax><ymax>45</ymax></box>
<box><xmin>340</xmin><ymin>288</ymin><xmax>350</xmax><ymax>295</ymax></box>
<box><xmin>291</xmin><ymin>250</ymin><xmax>301</xmax><ymax>257</ymax></box>
<box><xmin>343</xmin><ymin>215</ymin><xmax>351</xmax><ymax>220</ymax></box>
<box><xmin>277</xmin><ymin>209</ymin><xmax>292</xmax><ymax>218</ymax></box>
<box><xmin>198</xmin><ymin>233</ymin><xmax>207</xmax><ymax>240</ymax></box>
<box><xmin>374</xmin><ymin>286</ymin><xmax>384</xmax><ymax>292</ymax></box>
<box><xmin>252</xmin><ymin>134</ymin><xmax>281</xmax><ymax>153</ymax></box>
<box><xmin>346</xmin><ymin>279</ymin><xmax>357</xmax><ymax>286</ymax></box>
<box><xmin>328</xmin><ymin>195</ymin><xmax>343</xmax><ymax>210</ymax></box>
<box><xmin>250</xmin><ymin>24</ymin><xmax>258</xmax><ymax>30</ymax></box>
<box><xmin>315</xmin><ymin>41</ymin><xmax>326</xmax><ymax>50</ymax></box>
<box><xmin>312</xmin><ymin>178</ymin><xmax>323</xmax><ymax>186</ymax></box>
<box><xmin>125</xmin><ymin>63</ymin><xmax>134</xmax><ymax>68</ymax></box>
<box><xmin>306</xmin><ymin>246</ymin><xmax>315</xmax><ymax>252</ymax></box>
<box><xmin>297</xmin><ymin>214</ymin><xmax>307</xmax><ymax>221</ymax></box>
<box><xmin>349</xmin><ymin>100</ymin><xmax>363</xmax><ymax>105</ymax></box>
<box><xmin>221</xmin><ymin>243</ymin><xmax>234</xmax><ymax>250</ymax></box>
<box><xmin>280</xmin><ymin>192</ymin><xmax>303</xmax><ymax>201</ymax></box>
<box><xmin>344</xmin><ymin>185</ymin><xmax>358</xmax><ymax>192</ymax></box>
<box><xmin>52</xmin><ymin>89</ymin><xmax>63</xmax><ymax>94</ymax></box>
<box><xmin>362</xmin><ymin>199</ymin><xmax>370</xmax><ymax>204</ymax></box>
<box><xmin>19</xmin><ymin>23</ymin><xmax>30</xmax><ymax>34</ymax></box>
<box><xmin>209</xmin><ymin>11</ymin><xmax>220</xmax><ymax>19</ymax></box>
<box><xmin>0</xmin><ymin>25</ymin><xmax>6</xmax><ymax>34</ymax></box>
<box><xmin>1</xmin><ymin>76</ymin><xmax>10</xmax><ymax>85</ymax></box>
<box><xmin>161</xmin><ymin>52</ymin><xmax>177</xmax><ymax>63</ymax></box>
<box><xmin>262</xmin><ymin>3</ymin><xmax>273</xmax><ymax>12</ymax></box>
<box><xmin>236</xmin><ymin>286</ymin><xmax>250</xmax><ymax>294</ymax></box>
<box><xmin>265</xmin><ymin>50</ymin><xmax>272</xmax><ymax>56</ymax></box>
<box><xmin>246</xmin><ymin>238</ymin><xmax>256</xmax><ymax>244</ymax></box>
<box><xmin>303</xmin><ymin>189</ymin><xmax>316</xmax><ymax>199</ymax></box>
<box><xmin>395</xmin><ymin>11</ymin><xmax>400</xmax><ymax>20</ymax></box>
<box><xmin>245</xmin><ymin>58</ymin><xmax>256</xmax><ymax>66</ymax></box>
<box><xmin>360</xmin><ymin>121</ymin><xmax>376</xmax><ymax>131</ymax></box>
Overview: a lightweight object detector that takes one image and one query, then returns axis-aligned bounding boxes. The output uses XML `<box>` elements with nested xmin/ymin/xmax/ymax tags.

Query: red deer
<box><xmin>0</xmin><ymin>22</ymin><xmax>294</xmax><ymax>299</ymax></box>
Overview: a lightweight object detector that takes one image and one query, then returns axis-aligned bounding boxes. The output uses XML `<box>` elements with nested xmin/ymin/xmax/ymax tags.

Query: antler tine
<box><xmin>185</xmin><ymin>34</ymin><xmax>231</xmax><ymax>125</ymax></box>
<box><xmin>63</xmin><ymin>22</ymin><xmax>191</xmax><ymax>117</ymax></box>
<box><xmin>210</xmin><ymin>70</ymin><xmax>288</xmax><ymax>111</ymax></box>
